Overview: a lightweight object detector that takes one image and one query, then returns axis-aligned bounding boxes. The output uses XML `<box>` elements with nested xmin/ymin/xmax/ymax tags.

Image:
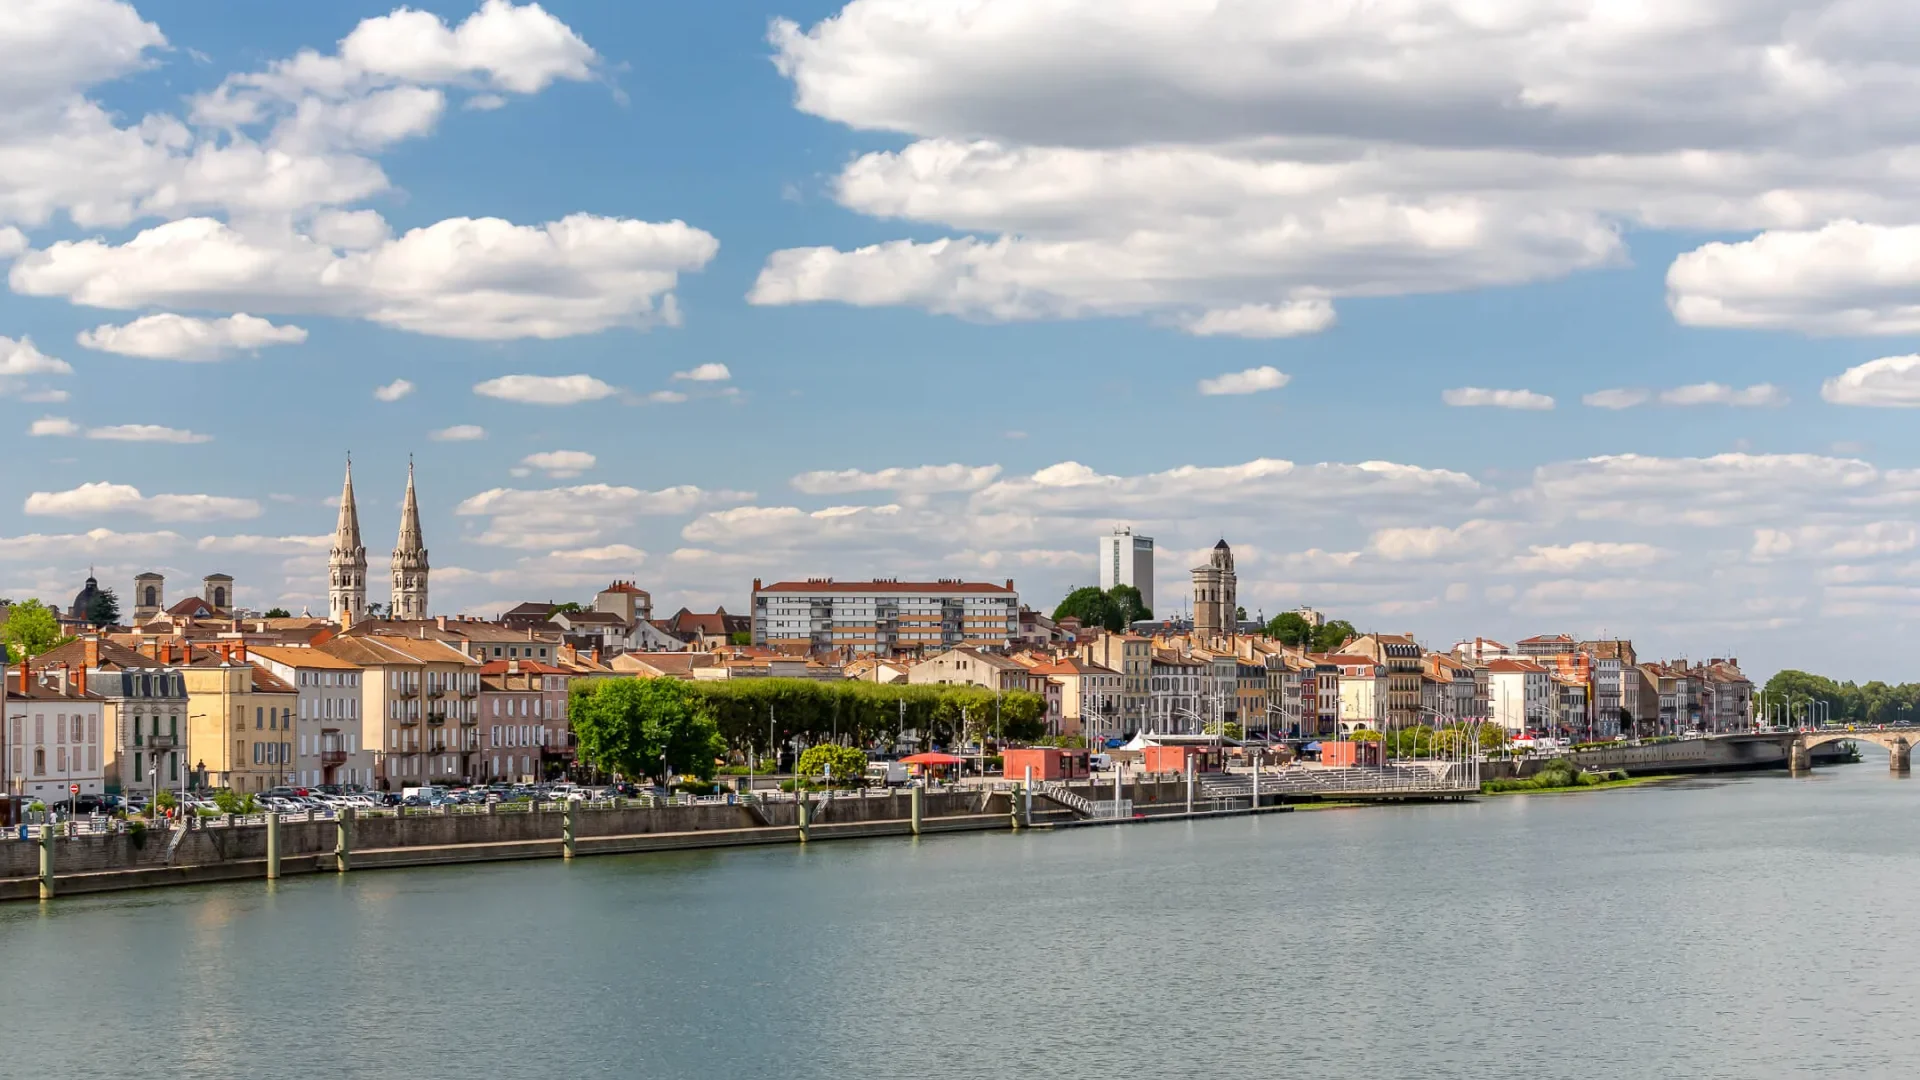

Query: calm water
<box><xmin>5</xmin><ymin>763</ymin><xmax>1918</xmax><ymax>1079</ymax></box>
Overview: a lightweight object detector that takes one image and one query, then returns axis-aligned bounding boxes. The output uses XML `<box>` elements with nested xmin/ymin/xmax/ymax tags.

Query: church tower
<box><xmin>329</xmin><ymin>458</ymin><xmax>368</xmax><ymax>626</ymax></box>
<box><xmin>391</xmin><ymin>460</ymin><xmax>430</xmax><ymax>620</ymax></box>
<box><xmin>1191</xmin><ymin>539</ymin><xmax>1237</xmax><ymax>641</ymax></box>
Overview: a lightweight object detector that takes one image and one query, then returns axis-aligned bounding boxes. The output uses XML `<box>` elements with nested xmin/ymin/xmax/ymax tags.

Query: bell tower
<box><xmin>390</xmin><ymin>459</ymin><xmax>430</xmax><ymax>620</ymax></box>
<box><xmin>329</xmin><ymin>457</ymin><xmax>368</xmax><ymax>626</ymax></box>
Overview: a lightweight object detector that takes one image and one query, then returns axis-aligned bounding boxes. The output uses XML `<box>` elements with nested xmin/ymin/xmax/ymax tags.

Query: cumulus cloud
<box><xmin>0</xmin><ymin>528</ymin><xmax>184</xmax><ymax>561</ymax></box>
<box><xmin>455</xmin><ymin>482</ymin><xmax>752</xmax><ymax>549</ymax></box>
<box><xmin>791</xmin><ymin>463</ymin><xmax>1001</xmax><ymax>495</ymax></box>
<box><xmin>196</xmin><ymin>534</ymin><xmax>331</xmax><ymax>555</ymax></box>
<box><xmin>1197</xmin><ymin>366</ymin><xmax>1289</xmax><ymax>397</ymax></box>
<box><xmin>373</xmin><ymin>378</ymin><xmax>414</xmax><ymax>402</ymax></box>
<box><xmin>1583</xmin><ymin>388</ymin><xmax>1651</xmax><ymax>410</ymax></box>
<box><xmin>29</xmin><ymin>416</ymin><xmax>78</xmax><ymax>437</ymax></box>
<box><xmin>473</xmin><ymin>373</ymin><xmax>618</xmax><ymax>405</ymax></box>
<box><xmin>24</xmin><ymin>481</ymin><xmax>259</xmax><ymax>521</ymax></box>
<box><xmin>518</xmin><ymin>450</ymin><xmax>596</xmax><ymax>478</ymax></box>
<box><xmin>1669</xmin><ymin>222</ymin><xmax>1920</xmax><ymax>335</ymax></box>
<box><xmin>76</xmin><ymin>312</ymin><xmax>306</xmax><ymax>361</ymax></box>
<box><xmin>86</xmin><ymin>424</ymin><xmax>212</xmax><ymax>443</ymax></box>
<box><xmin>1441</xmin><ymin>388</ymin><xmax>1554</xmax><ymax>410</ymax></box>
<box><xmin>1184</xmin><ymin>301</ymin><xmax>1336</xmax><ymax>339</ymax></box>
<box><xmin>672</xmin><ymin>362</ymin><xmax>731</xmax><ymax>382</ymax></box>
<box><xmin>1509</xmin><ymin>542</ymin><xmax>1668</xmax><ymax>573</ymax></box>
<box><xmin>1823</xmin><ymin>355</ymin><xmax>1920</xmax><ymax>407</ymax></box>
<box><xmin>645</xmin><ymin>389</ymin><xmax>688</xmax><ymax>404</ymax></box>
<box><xmin>1658</xmin><ymin>382</ymin><xmax>1787</xmax><ymax>407</ymax></box>
<box><xmin>430</xmin><ymin>424</ymin><xmax>486</xmax><ymax>441</ymax></box>
<box><xmin>755</xmin><ymin>1</ymin><xmax>1920</xmax><ymax>337</ymax></box>
<box><xmin>547</xmin><ymin>543</ymin><xmax>646</xmax><ymax>563</ymax></box>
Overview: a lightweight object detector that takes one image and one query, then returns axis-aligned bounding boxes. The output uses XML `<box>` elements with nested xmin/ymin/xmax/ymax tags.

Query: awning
<box><xmin>900</xmin><ymin>752</ymin><xmax>966</xmax><ymax>765</ymax></box>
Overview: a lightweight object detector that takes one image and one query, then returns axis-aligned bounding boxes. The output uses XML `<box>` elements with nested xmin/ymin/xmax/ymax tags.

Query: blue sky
<box><xmin>7</xmin><ymin>1</ymin><xmax>1920</xmax><ymax>680</ymax></box>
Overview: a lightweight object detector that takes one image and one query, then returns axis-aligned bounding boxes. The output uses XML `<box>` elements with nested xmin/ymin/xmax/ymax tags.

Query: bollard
<box><xmin>910</xmin><ymin>784</ymin><xmax>923</xmax><ymax>836</ymax></box>
<box><xmin>335</xmin><ymin>806</ymin><xmax>354</xmax><ymax>872</ymax></box>
<box><xmin>38</xmin><ymin>823</ymin><xmax>55</xmax><ymax>901</ymax></box>
<box><xmin>797</xmin><ymin>799</ymin><xmax>811</xmax><ymax>843</ymax></box>
<box><xmin>265</xmin><ymin>811</ymin><xmax>282</xmax><ymax>880</ymax></box>
<box><xmin>1185</xmin><ymin>757</ymin><xmax>1195</xmax><ymax>815</ymax></box>
<box><xmin>1252</xmin><ymin>759</ymin><xmax>1261</xmax><ymax>810</ymax></box>
<box><xmin>561</xmin><ymin>802</ymin><xmax>577</xmax><ymax>860</ymax></box>
<box><xmin>1021</xmin><ymin>766</ymin><xmax>1033</xmax><ymax>829</ymax></box>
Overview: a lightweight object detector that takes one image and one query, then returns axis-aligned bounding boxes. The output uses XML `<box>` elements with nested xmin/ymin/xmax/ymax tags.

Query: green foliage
<box><xmin>210</xmin><ymin>790</ymin><xmax>258</xmax><ymax>815</ymax></box>
<box><xmin>1764</xmin><ymin>669</ymin><xmax>1920</xmax><ymax>726</ymax></box>
<box><xmin>263</xmin><ymin>607</ymin><xmax>292</xmax><ymax>619</ymax></box>
<box><xmin>1348</xmin><ymin>729</ymin><xmax>1384</xmax><ymax>742</ymax></box>
<box><xmin>2</xmin><ymin>599</ymin><xmax>64</xmax><ymax>658</ymax></box>
<box><xmin>570</xmin><ymin>677</ymin><xmax>725</xmax><ymax>783</ymax></box>
<box><xmin>154</xmin><ymin>790</ymin><xmax>177</xmax><ymax>811</ymax></box>
<box><xmin>1313</xmin><ymin>620</ymin><xmax>1358</xmax><ymax>652</ymax></box>
<box><xmin>28</xmin><ymin>800</ymin><xmax>46</xmax><ymax>812</ymax></box>
<box><xmin>1481</xmin><ymin>760</ymin><xmax>1626</xmax><ymax>793</ymax></box>
<box><xmin>729</xmin><ymin>631</ymin><xmax>753</xmax><ymax>645</ymax></box>
<box><xmin>1265</xmin><ymin>613</ymin><xmax>1359</xmax><ymax>652</ymax></box>
<box><xmin>686</xmin><ymin>678</ymin><xmax>1047</xmax><ymax>754</ymax></box>
<box><xmin>796</xmin><ymin>744</ymin><xmax>867</xmax><ymax>782</ymax></box>
<box><xmin>87</xmin><ymin>587</ymin><xmax>120</xmax><ymax>627</ymax></box>
<box><xmin>1202</xmin><ymin>721</ymin><xmax>1243</xmax><ymax>739</ymax></box>
<box><xmin>551</xmin><ymin>602</ymin><xmax>584</xmax><ymax>615</ymax></box>
<box><xmin>1052</xmin><ymin>585</ymin><xmax>1151</xmax><ymax>632</ymax></box>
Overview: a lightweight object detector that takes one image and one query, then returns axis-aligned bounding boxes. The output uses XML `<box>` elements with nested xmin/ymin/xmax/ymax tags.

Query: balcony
<box><xmin>320</xmin><ymin>749</ymin><xmax>348</xmax><ymax>766</ymax></box>
<box><xmin>143</xmin><ymin>734</ymin><xmax>177</xmax><ymax>751</ymax></box>
<box><xmin>460</xmin><ymin>713</ymin><xmax>477</xmax><ymax>726</ymax></box>
<box><xmin>426</xmin><ymin>714</ymin><xmax>446</xmax><ymax>726</ymax></box>
<box><xmin>460</xmin><ymin>687</ymin><xmax>478</xmax><ymax>699</ymax></box>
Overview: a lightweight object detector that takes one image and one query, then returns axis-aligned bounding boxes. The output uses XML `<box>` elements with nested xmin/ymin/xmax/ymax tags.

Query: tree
<box><xmin>1312</xmin><ymin>619</ymin><xmax>1358</xmax><ymax>653</ymax></box>
<box><xmin>551</xmin><ymin>602</ymin><xmax>584</xmax><ymax>615</ymax></box>
<box><xmin>263</xmin><ymin>607</ymin><xmax>292</xmax><ymax>619</ymax></box>
<box><xmin>1</xmin><ymin>599</ymin><xmax>64</xmax><ymax>658</ymax></box>
<box><xmin>1266</xmin><ymin>611</ymin><xmax>1313</xmax><ymax>647</ymax></box>
<box><xmin>571</xmin><ymin>677</ymin><xmax>725</xmax><ymax>784</ymax></box>
<box><xmin>86</xmin><ymin>587</ymin><xmax>120</xmax><ymax>627</ymax></box>
<box><xmin>796</xmin><ymin>744</ymin><xmax>867</xmax><ymax>785</ymax></box>
<box><xmin>364</xmin><ymin>601</ymin><xmax>389</xmax><ymax>619</ymax></box>
<box><xmin>729</xmin><ymin>631</ymin><xmax>752</xmax><ymax>645</ymax></box>
<box><xmin>1053</xmin><ymin>584</ymin><xmax>1151</xmax><ymax>633</ymax></box>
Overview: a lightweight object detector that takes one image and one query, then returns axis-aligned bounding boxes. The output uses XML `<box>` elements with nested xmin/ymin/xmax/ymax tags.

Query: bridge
<box><xmin>1735</xmin><ymin>726</ymin><xmax>1920</xmax><ymax>774</ymax></box>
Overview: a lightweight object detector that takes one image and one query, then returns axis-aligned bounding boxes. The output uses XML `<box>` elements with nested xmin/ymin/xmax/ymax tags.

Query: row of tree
<box><xmin>1763</xmin><ymin>670</ymin><xmax>1920</xmax><ymax>726</ymax></box>
<box><xmin>568</xmin><ymin>677</ymin><xmax>1050</xmax><ymax>783</ymax></box>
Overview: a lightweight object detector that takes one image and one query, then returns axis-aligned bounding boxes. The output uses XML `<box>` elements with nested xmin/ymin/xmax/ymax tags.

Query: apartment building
<box><xmin>1426</xmin><ymin>653</ymin><xmax>1480</xmax><ymax>722</ymax></box>
<box><xmin>1078</xmin><ymin>633</ymin><xmax>1151</xmax><ymax>730</ymax></box>
<box><xmin>1148</xmin><ymin>650</ymin><xmax>1207</xmax><ymax>733</ymax></box>
<box><xmin>4</xmin><ymin>665</ymin><xmax>105</xmax><ymax>806</ymax></box>
<box><xmin>249</xmin><ymin>646</ymin><xmax>375</xmax><ymax>789</ymax></box>
<box><xmin>182</xmin><ymin>646</ymin><xmax>298</xmax><ymax>793</ymax></box>
<box><xmin>1487</xmin><ymin>658</ymin><xmax>1553</xmax><ymax>733</ymax></box>
<box><xmin>479</xmin><ymin>659</ymin><xmax>572</xmax><ymax>782</ymax></box>
<box><xmin>750</xmin><ymin>578</ymin><xmax>1019</xmax><ymax>654</ymax></box>
<box><xmin>1348</xmin><ymin>633</ymin><xmax>1425</xmax><ymax>728</ymax></box>
<box><xmin>319</xmin><ymin>632</ymin><xmax>482</xmax><ymax>788</ymax></box>
<box><xmin>1318</xmin><ymin>654</ymin><xmax>1388</xmax><ymax>733</ymax></box>
<box><xmin>33</xmin><ymin>637</ymin><xmax>187</xmax><ymax>796</ymax></box>
<box><xmin>1097</xmin><ymin>526</ymin><xmax>1155</xmax><ymax>613</ymax></box>
<box><xmin>1024</xmin><ymin>657</ymin><xmax>1122</xmax><ymax>741</ymax></box>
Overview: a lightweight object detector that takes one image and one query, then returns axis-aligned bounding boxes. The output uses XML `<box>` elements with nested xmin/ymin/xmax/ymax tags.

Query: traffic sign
<box><xmin>69</xmin><ymin>784</ymin><xmax>79</xmax><ymax>794</ymax></box>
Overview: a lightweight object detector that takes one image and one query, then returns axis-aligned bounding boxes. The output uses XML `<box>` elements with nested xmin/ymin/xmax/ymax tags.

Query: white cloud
<box><xmin>86</xmin><ymin>424</ymin><xmax>212</xmax><ymax>443</ymax></box>
<box><xmin>791</xmin><ymin>463</ymin><xmax>1001</xmax><ymax>495</ymax></box>
<box><xmin>1823</xmin><ymin>355</ymin><xmax>1920</xmax><ymax>407</ymax></box>
<box><xmin>196</xmin><ymin>534</ymin><xmax>330</xmax><ymax>555</ymax></box>
<box><xmin>1184</xmin><ymin>300</ymin><xmax>1336</xmax><ymax>340</ymax></box>
<box><xmin>373</xmin><ymin>378</ymin><xmax>415</xmax><ymax>402</ymax></box>
<box><xmin>473</xmin><ymin>373</ymin><xmax>618</xmax><ymax>405</ymax></box>
<box><xmin>1197</xmin><ymin>366</ymin><xmax>1290</xmax><ymax>397</ymax></box>
<box><xmin>29</xmin><ymin>416</ymin><xmax>78</xmax><ymax>437</ymax></box>
<box><xmin>1657</xmin><ymin>382</ymin><xmax>1787</xmax><ymax>407</ymax></box>
<box><xmin>0</xmin><ymin>336</ymin><xmax>72</xmax><ymax>376</ymax></box>
<box><xmin>30</xmin><ymin>416</ymin><xmax>210</xmax><ymax>442</ymax></box>
<box><xmin>1526</xmin><ymin>453</ymin><xmax>1901</xmax><ymax>528</ymax></box>
<box><xmin>19</xmin><ymin>388</ymin><xmax>68</xmax><ymax>403</ymax></box>
<box><xmin>547</xmin><ymin>543</ymin><xmax>646</xmax><ymax>563</ymax></box>
<box><xmin>24</xmin><ymin>481</ymin><xmax>259</xmax><ymax>521</ymax></box>
<box><xmin>1509</xmin><ymin>542</ymin><xmax>1668</xmax><ymax>573</ymax></box>
<box><xmin>1369</xmin><ymin>520</ymin><xmax>1518</xmax><ymax>562</ymax></box>
<box><xmin>430</xmin><ymin>424</ymin><xmax>486</xmax><ymax>442</ymax></box>
<box><xmin>519</xmin><ymin>450</ymin><xmax>596</xmax><ymax>478</ymax></box>
<box><xmin>1441</xmin><ymin>387</ymin><xmax>1554</xmax><ymax>410</ymax></box>
<box><xmin>1669</xmin><ymin>222</ymin><xmax>1920</xmax><ymax>336</ymax></box>
<box><xmin>1583</xmin><ymin>388</ymin><xmax>1651</xmax><ymax>410</ymax></box>
<box><xmin>972</xmin><ymin>457</ymin><xmax>1478</xmax><ymax>516</ymax></box>
<box><xmin>455</xmin><ymin>482</ymin><xmax>753</xmax><ymax>549</ymax></box>
<box><xmin>76</xmin><ymin>313</ymin><xmax>307</xmax><ymax>361</ymax></box>
<box><xmin>14</xmin><ymin>214</ymin><xmax>718</xmax><ymax>341</ymax></box>
<box><xmin>0</xmin><ymin>528</ymin><xmax>183</xmax><ymax>561</ymax></box>
<box><xmin>645</xmin><ymin>389</ymin><xmax>688</xmax><ymax>404</ymax></box>
<box><xmin>672</xmin><ymin>362</ymin><xmax>731</xmax><ymax>382</ymax></box>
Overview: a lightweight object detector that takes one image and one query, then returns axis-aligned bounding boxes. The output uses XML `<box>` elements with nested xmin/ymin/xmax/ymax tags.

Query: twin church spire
<box><xmin>328</xmin><ymin>457</ymin><xmax>429</xmax><ymax>625</ymax></box>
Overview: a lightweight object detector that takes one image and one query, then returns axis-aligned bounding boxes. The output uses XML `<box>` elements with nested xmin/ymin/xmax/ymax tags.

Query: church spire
<box><xmin>328</xmin><ymin>455</ymin><xmax>368</xmax><ymax>626</ymax></box>
<box><xmin>391</xmin><ymin>457</ymin><xmax>430</xmax><ymax>620</ymax></box>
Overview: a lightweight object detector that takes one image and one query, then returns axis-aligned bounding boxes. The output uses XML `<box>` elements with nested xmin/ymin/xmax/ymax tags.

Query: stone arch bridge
<box><xmin>1748</xmin><ymin>726</ymin><xmax>1920</xmax><ymax>774</ymax></box>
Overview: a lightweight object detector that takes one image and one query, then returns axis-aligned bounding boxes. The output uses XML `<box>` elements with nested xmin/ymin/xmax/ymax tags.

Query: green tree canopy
<box><xmin>570</xmin><ymin>677</ymin><xmax>726</xmax><ymax>783</ymax></box>
<box><xmin>263</xmin><ymin>607</ymin><xmax>292</xmax><ymax>618</ymax></box>
<box><xmin>684</xmin><ymin>678</ymin><xmax>1047</xmax><ymax>756</ymax></box>
<box><xmin>551</xmin><ymin>602</ymin><xmax>584</xmax><ymax>615</ymax></box>
<box><xmin>1052</xmin><ymin>584</ymin><xmax>1151</xmax><ymax>632</ymax></box>
<box><xmin>796</xmin><ymin>744</ymin><xmax>867</xmax><ymax>784</ymax></box>
<box><xmin>86</xmin><ymin>587</ymin><xmax>120</xmax><ymax>627</ymax></box>
<box><xmin>1313</xmin><ymin>619</ymin><xmax>1358</xmax><ymax>652</ymax></box>
<box><xmin>1263</xmin><ymin>613</ymin><xmax>1357</xmax><ymax>652</ymax></box>
<box><xmin>2</xmin><ymin>599</ymin><xmax>65</xmax><ymax>658</ymax></box>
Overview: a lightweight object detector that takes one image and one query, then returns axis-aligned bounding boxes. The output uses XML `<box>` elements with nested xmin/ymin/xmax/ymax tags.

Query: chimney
<box><xmin>75</xmin><ymin>667</ymin><xmax>87</xmax><ymax>697</ymax></box>
<box><xmin>16</xmin><ymin>661</ymin><xmax>26</xmax><ymax>695</ymax></box>
<box><xmin>83</xmin><ymin>636</ymin><xmax>101</xmax><ymax>670</ymax></box>
<box><xmin>436</xmin><ymin>615</ymin><xmax>448</xmax><ymax>632</ymax></box>
<box><xmin>181</xmin><ymin>640</ymin><xmax>193</xmax><ymax>665</ymax></box>
<box><xmin>590</xmin><ymin>648</ymin><xmax>601</xmax><ymax>666</ymax></box>
<box><xmin>508</xmin><ymin>658</ymin><xmax>520</xmax><ymax>675</ymax></box>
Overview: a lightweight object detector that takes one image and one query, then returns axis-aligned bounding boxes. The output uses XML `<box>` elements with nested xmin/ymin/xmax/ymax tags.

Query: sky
<box><xmin>7</xmin><ymin>0</ymin><xmax>1920</xmax><ymax>682</ymax></box>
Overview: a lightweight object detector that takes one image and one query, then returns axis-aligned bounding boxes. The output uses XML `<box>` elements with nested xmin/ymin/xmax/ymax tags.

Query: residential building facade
<box><xmin>750</xmin><ymin>579</ymin><xmax>1020</xmax><ymax>654</ymax></box>
<box><xmin>249</xmin><ymin>646</ymin><xmax>375</xmax><ymax>789</ymax></box>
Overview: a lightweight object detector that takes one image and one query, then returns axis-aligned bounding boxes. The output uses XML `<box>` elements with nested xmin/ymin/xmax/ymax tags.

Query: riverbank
<box><xmin>1479</xmin><ymin>774</ymin><xmax>1684</xmax><ymax>797</ymax></box>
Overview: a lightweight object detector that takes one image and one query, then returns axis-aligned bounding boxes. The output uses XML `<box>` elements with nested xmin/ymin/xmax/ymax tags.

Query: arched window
<box><xmin>214</xmin><ymin>587</ymin><xmax>228</xmax><ymax>608</ymax></box>
<box><xmin>144</xmin><ymin>586</ymin><xmax>157</xmax><ymax>607</ymax></box>
<box><xmin>33</xmin><ymin>748</ymin><xmax>45</xmax><ymax>776</ymax></box>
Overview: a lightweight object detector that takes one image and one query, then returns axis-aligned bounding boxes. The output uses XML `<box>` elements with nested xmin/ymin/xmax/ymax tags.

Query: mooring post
<box><xmin>335</xmin><ymin>806</ymin><xmax>353</xmax><ymax>872</ymax></box>
<box><xmin>265</xmin><ymin>811</ymin><xmax>281</xmax><ymax>881</ymax></box>
<box><xmin>38</xmin><ymin>822</ymin><xmax>55</xmax><ymax>901</ymax></box>
<box><xmin>1252</xmin><ymin>754</ymin><xmax>1261</xmax><ymax>810</ymax></box>
<box><xmin>1186</xmin><ymin>756</ymin><xmax>1195</xmax><ymax>815</ymax></box>
<box><xmin>909</xmin><ymin>784</ymin><xmax>923</xmax><ymax>836</ymax></box>
<box><xmin>1021</xmin><ymin>766</ymin><xmax>1033</xmax><ymax>828</ymax></box>
<box><xmin>797</xmin><ymin>798</ymin><xmax>811</xmax><ymax>843</ymax></box>
<box><xmin>561</xmin><ymin>801</ymin><xmax>577</xmax><ymax>859</ymax></box>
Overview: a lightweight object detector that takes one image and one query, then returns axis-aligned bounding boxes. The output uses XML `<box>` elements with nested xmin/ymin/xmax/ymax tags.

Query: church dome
<box><xmin>68</xmin><ymin>574</ymin><xmax>102</xmax><ymax>621</ymax></box>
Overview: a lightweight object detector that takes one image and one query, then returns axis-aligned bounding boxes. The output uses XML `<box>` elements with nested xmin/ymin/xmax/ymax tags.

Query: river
<box><xmin>3</xmin><ymin>763</ymin><xmax>1915</xmax><ymax>1079</ymax></box>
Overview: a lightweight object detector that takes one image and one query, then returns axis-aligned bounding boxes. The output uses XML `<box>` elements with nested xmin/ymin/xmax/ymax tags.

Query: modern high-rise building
<box><xmin>1098</xmin><ymin>527</ymin><xmax>1154</xmax><ymax>613</ymax></box>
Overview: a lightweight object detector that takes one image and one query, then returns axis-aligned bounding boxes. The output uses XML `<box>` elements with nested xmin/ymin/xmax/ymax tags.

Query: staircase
<box><xmin>1035</xmin><ymin>783</ymin><xmax>1095</xmax><ymax>817</ymax></box>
